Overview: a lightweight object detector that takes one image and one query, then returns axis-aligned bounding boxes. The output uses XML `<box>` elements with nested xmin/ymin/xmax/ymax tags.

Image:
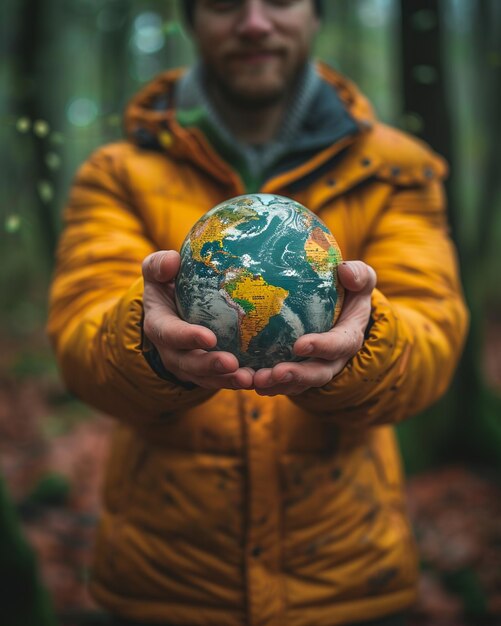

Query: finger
<box><xmin>254</xmin><ymin>359</ymin><xmax>337</xmax><ymax>390</ymax></box>
<box><xmin>173</xmin><ymin>349</ymin><xmax>240</xmax><ymax>378</ymax></box>
<box><xmin>142</xmin><ymin>250</ymin><xmax>181</xmax><ymax>283</ymax></box>
<box><xmin>337</xmin><ymin>261</ymin><xmax>377</xmax><ymax>294</ymax></box>
<box><xmin>335</xmin><ymin>285</ymin><xmax>373</xmax><ymax>330</ymax></box>
<box><xmin>254</xmin><ymin>366</ymin><xmax>292</xmax><ymax>388</ymax></box>
<box><xmin>143</xmin><ymin>311</ymin><xmax>217</xmax><ymax>350</ymax></box>
<box><xmin>189</xmin><ymin>366</ymin><xmax>255</xmax><ymax>390</ymax></box>
<box><xmin>294</xmin><ymin>324</ymin><xmax>365</xmax><ymax>361</ymax></box>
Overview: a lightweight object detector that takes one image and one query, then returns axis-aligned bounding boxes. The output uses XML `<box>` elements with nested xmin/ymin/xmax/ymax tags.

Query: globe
<box><xmin>175</xmin><ymin>194</ymin><xmax>344</xmax><ymax>369</ymax></box>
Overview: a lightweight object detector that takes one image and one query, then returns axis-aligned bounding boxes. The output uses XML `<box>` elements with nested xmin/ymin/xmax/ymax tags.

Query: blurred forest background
<box><xmin>0</xmin><ymin>0</ymin><xmax>501</xmax><ymax>625</ymax></box>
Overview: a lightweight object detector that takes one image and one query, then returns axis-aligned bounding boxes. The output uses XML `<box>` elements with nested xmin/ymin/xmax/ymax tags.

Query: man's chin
<box><xmin>219</xmin><ymin>82</ymin><xmax>287</xmax><ymax>109</ymax></box>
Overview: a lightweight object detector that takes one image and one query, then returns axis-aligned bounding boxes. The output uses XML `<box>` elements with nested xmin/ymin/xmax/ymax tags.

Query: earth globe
<box><xmin>175</xmin><ymin>193</ymin><xmax>344</xmax><ymax>369</ymax></box>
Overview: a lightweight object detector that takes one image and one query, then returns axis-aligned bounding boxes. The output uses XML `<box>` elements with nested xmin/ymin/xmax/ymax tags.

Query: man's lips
<box><xmin>227</xmin><ymin>50</ymin><xmax>282</xmax><ymax>64</ymax></box>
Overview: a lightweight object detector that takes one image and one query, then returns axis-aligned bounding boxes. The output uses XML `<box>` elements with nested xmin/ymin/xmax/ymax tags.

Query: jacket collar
<box><xmin>124</xmin><ymin>62</ymin><xmax>377</xmax><ymax>200</ymax></box>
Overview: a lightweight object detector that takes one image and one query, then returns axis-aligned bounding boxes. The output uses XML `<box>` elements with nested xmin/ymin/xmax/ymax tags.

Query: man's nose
<box><xmin>236</xmin><ymin>0</ymin><xmax>274</xmax><ymax>38</ymax></box>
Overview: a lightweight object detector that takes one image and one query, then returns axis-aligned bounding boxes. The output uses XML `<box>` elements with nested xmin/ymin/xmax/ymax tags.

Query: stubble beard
<box><xmin>205</xmin><ymin>63</ymin><xmax>303</xmax><ymax>112</ymax></box>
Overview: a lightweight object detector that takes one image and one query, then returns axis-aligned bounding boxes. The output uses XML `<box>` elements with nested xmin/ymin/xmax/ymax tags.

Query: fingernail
<box><xmin>350</xmin><ymin>264</ymin><xmax>360</xmax><ymax>282</ymax></box>
<box><xmin>149</xmin><ymin>256</ymin><xmax>160</xmax><ymax>280</ymax></box>
<box><xmin>300</xmin><ymin>343</ymin><xmax>313</xmax><ymax>355</ymax></box>
<box><xmin>281</xmin><ymin>373</ymin><xmax>293</xmax><ymax>383</ymax></box>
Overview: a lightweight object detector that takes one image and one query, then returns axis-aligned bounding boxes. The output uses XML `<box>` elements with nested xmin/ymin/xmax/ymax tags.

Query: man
<box><xmin>47</xmin><ymin>1</ymin><xmax>468</xmax><ymax>625</ymax></box>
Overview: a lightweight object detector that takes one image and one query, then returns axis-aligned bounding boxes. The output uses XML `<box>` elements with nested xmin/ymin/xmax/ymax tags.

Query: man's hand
<box><xmin>253</xmin><ymin>261</ymin><xmax>377</xmax><ymax>396</ymax></box>
<box><xmin>142</xmin><ymin>250</ymin><xmax>254</xmax><ymax>390</ymax></box>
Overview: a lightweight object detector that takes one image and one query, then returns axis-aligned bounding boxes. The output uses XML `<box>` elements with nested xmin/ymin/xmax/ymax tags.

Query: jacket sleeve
<box><xmin>47</xmin><ymin>145</ymin><xmax>215</xmax><ymax>427</ymax></box>
<box><xmin>291</xmin><ymin>179</ymin><xmax>469</xmax><ymax>427</ymax></box>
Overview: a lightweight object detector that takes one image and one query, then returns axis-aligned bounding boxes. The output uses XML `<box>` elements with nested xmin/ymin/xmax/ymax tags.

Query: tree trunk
<box><xmin>14</xmin><ymin>0</ymin><xmax>58</xmax><ymax>264</ymax></box>
<box><xmin>472</xmin><ymin>0</ymin><xmax>501</xmax><ymax>258</ymax></box>
<box><xmin>99</xmin><ymin>0</ymin><xmax>134</xmax><ymax>140</ymax></box>
<box><xmin>399</xmin><ymin>0</ymin><xmax>453</xmax><ymax>177</ymax></box>
<box><xmin>398</xmin><ymin>0</ymin><xmax>501</xmax><ymax>471</ymax></box>
<box><xmin>454</xmin><ymin>0</ymin><xmax>501</xmax><ymax>467</ymax></box>
<box><xmin>397</xmin><ymin>0</ymin><xmax>458</xmax><ymax>472</ymax></box>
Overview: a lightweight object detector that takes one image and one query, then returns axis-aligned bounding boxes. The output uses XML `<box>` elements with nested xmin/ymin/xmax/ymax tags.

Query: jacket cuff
<box><xmin>290</xmin><ymin>288</ymin><xmax>409</xmax><ymax>427</ymax></box>
<box><xmin>106</xmin><ymin>277</ymin><xmax>215</xmax><ymax>422</ymax></box>
<box><xmin>140</xmin><ymin>311</ymin><xmax>197</xmax><ymax>390</ymax></box>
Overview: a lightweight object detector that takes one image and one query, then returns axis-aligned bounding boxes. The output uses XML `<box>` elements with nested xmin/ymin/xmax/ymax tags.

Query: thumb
<box><xmin>142</xmin><ymin>250</ymin><xmax>181</xmax><ymax>283</ymax></box>
<box><xmin>337</xmin><ymin>261</ymin><xmax>377</xmax><ymax>294</ymax></box>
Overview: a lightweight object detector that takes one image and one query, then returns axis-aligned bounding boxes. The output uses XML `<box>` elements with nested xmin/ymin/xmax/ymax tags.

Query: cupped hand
<box><xmin>142</xmin><ymin>250</ymin><xmax>254</xmax><ymax>390</ymax></box>
<box><xmin>253</xmin><ymin>261</ymin><xmax>377</xmax><ymax>396</ymax></box>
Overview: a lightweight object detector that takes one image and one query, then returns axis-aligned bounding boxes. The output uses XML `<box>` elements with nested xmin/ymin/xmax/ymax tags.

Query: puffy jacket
<box><xmin>47</xmin><ymin>63</ymin><xmax>468</xmax><ymax>626</ymax></box>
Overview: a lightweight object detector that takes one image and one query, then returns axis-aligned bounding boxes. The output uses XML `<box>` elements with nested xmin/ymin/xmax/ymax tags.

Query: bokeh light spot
<box><xmin>358</xmin><ymin>0</ymin><xmax>388</xmax><ymax>28</ymax></box>
<box><xmin>132</xmin><ymin>12</ymin><xmax>165</xmax><ymax>54</ymax></box>
<box><xmin>5</xmin><ymin>215</ymin><xmax>21</xmax><ymax>234</ymax></box>
<box><xmin>16</xmin><ymin>117</ymin><xmax>31</xmax><ymax>133</ymax></box>
<box><xmin>34</xmin><ymin>120</ymin><xmax>50</xmax><ymax>137</ymax></box>
<box><xmin>67</xmin><ymin>98</ymin><xmax>99</xmax><ymax>127</ymax></box>
<box><xmin>134</xmin><ymin>11</ymin><xmax>162</xmax><ymax>31</ymax></box>
<box><xmin>38</xmin><ymin>181</ymin><xmax>54</xmax><ymax>203</ymax></box>
<box><xmin>401</xmin><ymin>112</ymin><xmax>425</xmax><ymax>134</ymax></box>
<box><xmin>45</xmin><ymin>152</ymin><xmax>61</xmax><ymax>171</ymax></box>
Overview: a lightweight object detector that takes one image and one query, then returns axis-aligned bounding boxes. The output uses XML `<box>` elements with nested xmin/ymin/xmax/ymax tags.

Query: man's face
<box><xmin>191</xmin><ymin>0</ymin><xmax>320</xmax><ymax>108</ymax></box>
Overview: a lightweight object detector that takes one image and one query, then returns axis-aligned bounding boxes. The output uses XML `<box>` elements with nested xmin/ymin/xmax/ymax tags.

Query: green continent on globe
<box><xmin>222</xmin><ymin>269</ymin><xmax>289</xmax><ymax>353</ymax></box>
<box><xmin>175</xmin><ymin>193</ymin><xmax>343</xmax><ymax>369</ymax></box>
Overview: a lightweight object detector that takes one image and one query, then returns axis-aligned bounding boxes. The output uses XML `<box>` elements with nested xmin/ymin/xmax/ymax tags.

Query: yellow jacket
<box><xmin>47</xmin><ymin>64</ymin><xmax>468</xmax><ymax>626</ymax></box>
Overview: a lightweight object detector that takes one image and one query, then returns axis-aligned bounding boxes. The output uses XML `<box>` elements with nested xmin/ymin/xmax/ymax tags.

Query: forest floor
<box><xmin>1</xmin><ymin>327</ymin><xmax>501</xmax><ymax>626</ymax></box>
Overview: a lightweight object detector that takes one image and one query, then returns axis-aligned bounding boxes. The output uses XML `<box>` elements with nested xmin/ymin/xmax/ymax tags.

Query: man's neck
<box><xmin>174</xmin><ymin>61</ymin><xmax>321</xmax><ymax>151</ymax></box>
<box><xmin>207</xmin><ymin>88</ymin><xmax>288</xmax><ymax>145</ymax></box>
